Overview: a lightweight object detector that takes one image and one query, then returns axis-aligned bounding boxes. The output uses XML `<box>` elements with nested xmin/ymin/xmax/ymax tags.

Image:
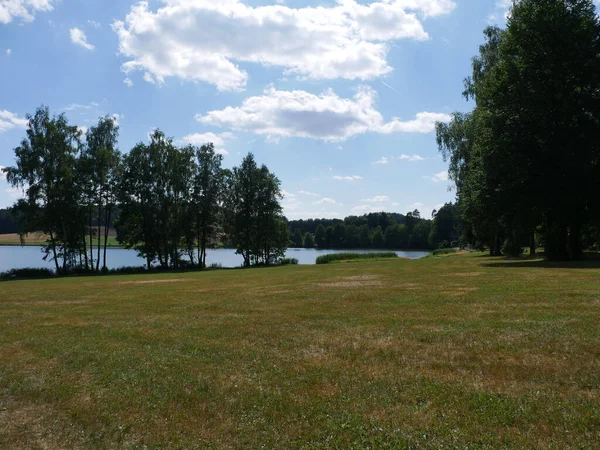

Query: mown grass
<box><xmin>1</xmin><ymin>253</ymin><xmax>599</xmax><ymax>448</ymax></box>
<box><xmin>315</xmin><ymin>252</ymin><xmax>398</xmax><ymax>264</ymax></box>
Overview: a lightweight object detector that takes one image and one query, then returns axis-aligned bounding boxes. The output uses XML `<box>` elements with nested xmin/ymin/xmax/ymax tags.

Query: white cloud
<box><xmin>113</xmin><ymin>0</ymin><xmax>455</xmax><ymax>91</ymax></box>
<box><xmin>407</xmin><ymin>202</ymin><xmax>424</xmax><ymax>209</ymax></box>
<box><xmin>0</xmin><ymin>109</ymin><xmax>28</xmax><ymax>133</ymax></box>
<box><xmin>181</xmin><ymin>131</ymin><xmax>234</xmax><ymax>155</ymax></box>
<box><xmin>285</xmin><ymin>211</ymin><xmax>342</xmax><ymax>219</ymax></box>
<box><xmin>5</xmin><ymin>48</ymin><xmax>10</xmax><ymax>56</ymax></box>
<box><xmin>351</xmin><ymin>204</ymin><xmax>383</xmax><ymax>213</ymax></box>
<box><xmin>426</xmin><ymin>170</ymin><xmax>448</xmax><ymax>183</ymax></box>
<box><xmin>314</xmin><ymin>197</ymin><xmax>337</xmax><ymax>205</ymax></box>
<box><xmin>65</xmin><ymin>101</ymin><xmax>100</xmax><ymax>111</ymax></box>
<box><xmin>70</xmin><ymin>28</ymin><xmax>95</xmax><ymax>50</ymax></box>
<box><xmin>362</xmin><ymin>195</ymin><xmax>389</xmax><ymax>202</ymax></box>
<box><xmin>374</xmin><ymin>156</ymin><xmax>388</xmax><ymax>165</ymax></box>
<box><xmin>87</xmin><ymin>20</ymin><xmax>101</xmax><ymax>28</ymax></box>
<box><xmin>77</xmin><ymin>126</ymin><xmax>88</xmax><ymax>135</ymax></box>
<box><xmin>111</xmin><ymin>113</ymin><xmax>122</xmax><ymax>125</ymax></box>
<box><xmin>398</xmin><ymin>153</ymin><xmax>425</xmax><ymax>161</ymax></box>
<box><xmin>123</xmin><ymin>77</ymin><xmax>134</xmax><ymax>87</ymax></box>
<box><xmin>198</xmin><ymin>86</ymin><xmax>451</xmax><ymax>141</ymax></box>
<box><xmin>0</xmin><ymin>0</ymin><xmax>54</xmax><ymax>24</ymax></box>
<box><xmin>333</xmin><ymin>175</ymin><xmax>362</xmax><ymax>181</ymax></box>
<box><xmin>298</xmin><ymin>190</ymin><xmax>319</xmax><ymax>197</ymax></box>
<box><xmin>143</xmin><ymin>72</ymin><xmax>156</xmax><ymax>84</ymax></box>
<box><xmin>0</xmin><ymin>165</ymin><xmax>6</xmax><ymax>180</ymax></box>
<box><xmin>282</xmin><ymin>190</ymin><xmax>296</xmax><ymax>199</ymax></box>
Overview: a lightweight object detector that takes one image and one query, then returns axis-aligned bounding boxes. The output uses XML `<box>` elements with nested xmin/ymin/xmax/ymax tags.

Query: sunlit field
<box><xmin>1</xmin><ymin>253</ymin><xmax>599</xmax><ymax>448</ymax></box>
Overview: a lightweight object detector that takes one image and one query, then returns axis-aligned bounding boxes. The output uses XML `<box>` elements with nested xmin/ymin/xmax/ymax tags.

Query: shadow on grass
<box><xmin>480</xmin><ymin>253</ymin><xmax>600</xmax><ymax>269</ymax></box>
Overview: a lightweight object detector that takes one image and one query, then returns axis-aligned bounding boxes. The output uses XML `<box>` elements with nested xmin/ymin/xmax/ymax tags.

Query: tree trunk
<box><xmin>96</xmin><ymin>204</ymin><xmax>101</xmax><ymax>272</ymax></box>
<box><xmin>529</xmin><ymin>231</ymin><xmax>536</xmax><ymax>257</ymax></box>
<box><xmin>102</xmin><ymin>206</ymin><xmax>111</xmax><ymax>271</ymax></box>
<box><xmin>89</xmin><ymin>212</ymin><xmax>94</xmax><ymax>272</ymax></box>
<box><xmin>49</xmin><ymin>230</ymin><xmax>60</xmax><ymax>273</ymax></box>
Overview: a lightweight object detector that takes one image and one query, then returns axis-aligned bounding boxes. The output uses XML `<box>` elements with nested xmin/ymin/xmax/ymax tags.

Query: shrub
<box><xmin>432</xmin><ymin>248</ymin><xmax>459</xmax><ymax>256</ymax></box>
<box><xmin>315</xmin><ymin>252</ymin><xmax>398</xmax><ymax>264</ymax></box>
<box><xmin>0</xmin><ymin>267</ymin><xmax>55</xmax><ymax>281</ymax></box>
<box><xmin>280</xmin><ymin>258</ymin><xmax>299</xmax><ymax>265</ymax></box>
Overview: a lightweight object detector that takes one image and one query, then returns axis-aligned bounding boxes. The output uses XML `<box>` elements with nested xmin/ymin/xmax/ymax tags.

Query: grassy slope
<box><xmin>0</xmin><ymin>233</ymin><xmax>120</xmax><ymax>247</ymax></box>
<box><xmin>0</xmin><ymin>253</ymin><xmax>599</xmax><ymax>448</ymax></box>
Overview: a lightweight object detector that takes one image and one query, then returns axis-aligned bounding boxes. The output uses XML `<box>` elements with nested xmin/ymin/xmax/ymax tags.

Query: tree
<box><xmin>315</xmin><ymin>224</ymin><xmax>326</xmax><ymax>248</ymax></box>
<box><xmin>116</xmin><ymin>130</ymin><xmax>195</xmax><ymax>269</ymax></box>
<box><xmin>3</xmin><ymin>106</ymin><xmax>83</xmax><ymax>273</ymax></box>
<box><xmin>384</xmin><ymin>224</ymin><xmax>408</xmax><ymax>249</ymax></box>
<box><xmin>80</xmin><ymin>116</ymin><xmax>121</xmax><ymax>272</ymax></box>
<box><xmin>429</xmin><ymin>203</ymin><xmax>459</xmax><ymax>248</ymax></box>
<box><xmin>225</xmin><ymin>153</ymin><xmax>287</xmax><ymax>266</ymax></box>
<box><xmin>292</xmin><ymin>228</ymin><xmax>304</xmax><ymax>247</ymax></box>
<box><xmin>192</xmin><ymin>144</ymin><xmax>225</xmax><ymax>268</ymax></box>
<box><xmin>371</xmin><ymin>226</ymin><xmax>384</xmax><ymax>248</ymax></box>
<box><xmin>303</xmin><ymin>232</ymin><xmax>314</xmax><ymax>248</ymax></box>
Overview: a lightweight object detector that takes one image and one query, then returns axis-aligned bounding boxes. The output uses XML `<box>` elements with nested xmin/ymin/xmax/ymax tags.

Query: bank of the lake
<box><xmin>0</xmin><ymin>245</ymin><xmax>430</xmax><ymax>272</ymax></box>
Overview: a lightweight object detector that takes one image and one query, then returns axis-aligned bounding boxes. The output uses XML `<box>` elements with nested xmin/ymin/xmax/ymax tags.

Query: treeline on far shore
<box><xmin>287</xmin><ymin>206</ymin><xmax>460</xmax><ymax>251</ymax></box>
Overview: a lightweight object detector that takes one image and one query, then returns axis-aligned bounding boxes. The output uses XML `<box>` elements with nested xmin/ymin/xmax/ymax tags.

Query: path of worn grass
<box><xmin>1</xmin><ymin>253</ymin><xmax>599</xmax><ymax>448</ymax></box>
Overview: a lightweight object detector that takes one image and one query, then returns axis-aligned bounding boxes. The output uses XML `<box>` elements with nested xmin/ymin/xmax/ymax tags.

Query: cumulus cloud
<box><xmin>298</xmin><ymin>190</ymin><xmax>319</xmax><ymax>197</ymax></box>
<box><xmin>87</xmin><ymin>20</ymin><xmax>101</xmax><ymax>28</ymax></box>
<box><xmin>123</xmin><ymin>78</ymin><xmax>134</xmax><ymax>87</ymax></box>
<box><xmin>334</xmin><ymin>175</ymin><xmax>363</xmax><ymax>181</ymax></box>
<box><xmin>70</xmin><ymin>28</ymin><xmax>95</xmax><ymax>50</ymax></box>
<box><xmin>361</xmin><ymin>195</ymin><xmax>389</xmax><ymax>202</ymax></box>
<box><xmin>181</xmin><ymin>131</ymin><xmax>234</xmax><ymax>155</ymax></box>
<box><xmin>198</xmin><ymin>86</ymin><xmax>451</xmax><ymax>141</ymax></box>
<box><xmin>373</xmin><ymin>156</ymin><xmax>388</xmax><ymax>164</ymax></box>
<box><xmin>0</xmin><ymin>109</ymin><xmax>28</xmax><ymax>133</ymax></box>
<box><xmin>426</xmin><ymin>170</ymin><xmax>448</xmax><ymax>182</ymax></box>
<box><xmin>0</xmin><ymin>165</ymin><xmax>6</xmax><ymax>180</ymax></box>
<box><xmin>112</xmin><ymin>0</ymin><xmax>455</xmax><ymax>91</ymax></box>
<box><xmin>314</xmin><ymin>197</ymin><xmax>337</xmax><ymax>205</ymax></box>
<box><xmin>398</xmin><ymin>153</ymin><xmax>425</xmax><ymax>161</ymax></box>
<box><xmin>0</xmin><ymin>0</ymin><xmax>54</xmax><ymax>24</ymax></box>
<box><xmin>5</xmin><ymin>48</ymin><xmax>10</xmax><ymax>56</ymax></box>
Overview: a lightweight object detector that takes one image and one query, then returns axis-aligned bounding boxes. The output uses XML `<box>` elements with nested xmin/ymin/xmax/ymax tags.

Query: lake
<box><xmin>0</xmin><ymin>246</ymin><xmax>430</xmax><ymax>272</ymax></box>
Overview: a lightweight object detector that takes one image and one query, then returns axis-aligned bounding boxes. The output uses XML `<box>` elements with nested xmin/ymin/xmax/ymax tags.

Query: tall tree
<box><xmin>192</xmin><ymin>144</ymin><xmax>225</xmax><ymax>268</ymax></box>
<box><xmin>80</xmin><ymin>116</ymin><xmax>121</xmax><ymax>272</ymax></box>
<box><xmin>3</xmin><ymin>106</ymin><xmax>83</xmax><ymax>273</ymax></box>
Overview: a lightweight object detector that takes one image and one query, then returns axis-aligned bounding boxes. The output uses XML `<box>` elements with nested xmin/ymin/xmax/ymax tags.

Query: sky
<box><xmin>0</xmin><ymin>0</ymin><xmax>518</xmax><ymax>219</ymax></box>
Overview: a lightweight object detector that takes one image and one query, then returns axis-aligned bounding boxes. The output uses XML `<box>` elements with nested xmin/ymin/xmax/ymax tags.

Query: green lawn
<box><xmin>1</xmin><ymin>253</ymin><xmax>599</xmax><ymax>448</ymax></box>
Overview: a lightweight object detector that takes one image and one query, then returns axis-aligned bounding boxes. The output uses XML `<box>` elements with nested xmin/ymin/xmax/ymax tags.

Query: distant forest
<box><xmin>287</xmin><ymin>207</ymin><xmax>459</xmax><ymax>250</ymax></box>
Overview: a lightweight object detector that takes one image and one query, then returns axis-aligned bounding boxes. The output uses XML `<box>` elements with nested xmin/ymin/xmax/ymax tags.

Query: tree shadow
<box><xmin>479</xmin><ymin>253</ymin><xmax>600</xmax><ymax>269</ymax></box>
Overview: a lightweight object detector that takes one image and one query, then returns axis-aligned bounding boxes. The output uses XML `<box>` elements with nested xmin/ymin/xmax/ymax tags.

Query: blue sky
<box><xmin>0</xmin><ymin>0</ymin><xmax>514</xmax><ymax>218</ymax></box>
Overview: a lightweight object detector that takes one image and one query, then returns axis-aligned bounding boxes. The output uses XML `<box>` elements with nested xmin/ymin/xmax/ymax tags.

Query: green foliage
<box><xmin>279</xmin><ymin>257</ymin><xmax>299</xmax><ymax>265</ymax></box>
<box><xmin>437</xmin><ymin>0</ymin><xmax>600</xmax><ymax>260</ymax></box>
<box><xmin>432</xmin><ymin>248</ymin><xmax>459</xmax><ymax>256</ymax></box>
<box><xmin>224</xmin><ymin>153</ymin><xmax>287</xmax><ymax>266</ymax></box>
<box><xmin>292</xmin><ymin>228</ymin><xmax>303</xmax><ymax>247</ymax></box>
<box><xmin>315</xmin><ymin>252</ymin><xmax>398</xmax><ymax>264</ymax></box>
<box><xmin>314</xmin><ymin>224</ymin><xmax>326</xmax><ymax>248</ymax></box>
<box><xmin>0</xmin><ymin>267</ymin><xmax>55</xmax><ymax>280</ymax></box>
<box><xmin>371</xmin><ymin>226</ymin><xmax>384</xmax><ymax>248</ymax></box>
<box><xmin>303</xmin><ymin>232</ymin><xmax>314</xmax><ymax>248</ymax></box>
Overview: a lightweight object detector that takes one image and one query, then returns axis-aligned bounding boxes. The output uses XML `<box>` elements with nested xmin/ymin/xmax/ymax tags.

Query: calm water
<box><xmin>0</xmin><ymin>246</ymin><xmax>430</xmax><ymax>272</ymax></box>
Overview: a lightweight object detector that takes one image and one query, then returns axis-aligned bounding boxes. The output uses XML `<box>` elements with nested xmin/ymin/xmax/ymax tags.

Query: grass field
<box><xmin>0</xmin><ymin>232</ymin><xmax>120</xmax><ymax>247</ymax></box>
<box><xmin>1</xmin><ymin>253</ymin><xmax>599</xmax><ymax>448</ymax></box>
